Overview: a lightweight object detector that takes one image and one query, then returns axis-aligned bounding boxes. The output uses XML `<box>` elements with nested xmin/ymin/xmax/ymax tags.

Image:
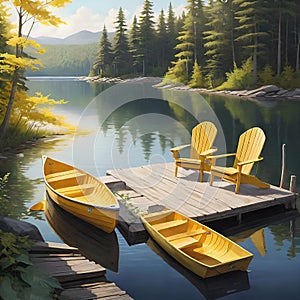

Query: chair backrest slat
<box><xmin>234</xmin><ymin>127</ymin><xmax>266</xmax><ymax>174</ymax></box>
<box><xmin>190</xmin><ymin>121</ymin><xmax>217</xmax><ymax>159</ymax></box>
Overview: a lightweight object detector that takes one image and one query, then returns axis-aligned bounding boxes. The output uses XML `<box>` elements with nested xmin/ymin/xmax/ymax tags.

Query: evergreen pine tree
<box><xmin>166</xmin><ymin>3</ymin><xmax>177</xmax><ymax>63</ymax></box>
<box><xmin>233</xmin><ymin>0</ymin><xmax>268</xmax><ymax>84</ymax></box>
<box><xmin>204</xmin><ymin>0</ymin><xmax>239</xmax><ymax>83</ymax></box>
<box><xmin>129</xmin><ymin>15</ymin><xmax>141</xmax><ymax>75</ymax></box>
<box><xmin>176</xmin><ymin>11</ymin><xmax>186</xmax><ymax>34</ymax></box>
<box><xmin>90</xmin><ymin>25</ymin><xmax>113</xmax><ymax>77</ymax></box>
<box><xmin>113</xmin><ymin>7</ymin><xmax>131</xmax><ymax>76</ymax></box>
<box><xmin>138</xmin><ymin>0</ymin><xmax>156</xmax><ymax>75</ymax></box>
<box><xmin>156</xmin><ymin>9</ymin><xmax>168</xmax><ymax>73</ymax></box>
<box><xmin>167</xmin><ymin>0</ymin><xmax>206</xmax><ymax>83</ymax></box>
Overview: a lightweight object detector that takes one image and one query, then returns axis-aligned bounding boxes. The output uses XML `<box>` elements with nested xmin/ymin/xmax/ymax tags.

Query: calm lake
<box><xmin>0</xmin><ymin>77</ymin><xmax>299</xmax><ymax>299</ymax></box>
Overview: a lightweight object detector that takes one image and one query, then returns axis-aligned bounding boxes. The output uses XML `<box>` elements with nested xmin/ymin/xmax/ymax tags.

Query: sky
<box><xmin>8</xmin><ymin>0</ymin><xmax>187</xmax><ymax>38</ymax></box>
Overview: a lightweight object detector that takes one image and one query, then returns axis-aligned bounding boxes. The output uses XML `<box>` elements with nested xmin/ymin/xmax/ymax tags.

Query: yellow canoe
<box><xmin>140</xmin><ymin>209</ymin><xmax>253</xmax><ymax>278</ymax></box>
<box><xmin>42</xmin><ymin>156</ymin><xmax>119</xmax><ymax>233</ymax></box>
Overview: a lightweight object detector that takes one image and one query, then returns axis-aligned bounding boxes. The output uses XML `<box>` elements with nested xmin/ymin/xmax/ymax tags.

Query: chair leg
<box><xmin>174</xmin><ymin>165</ymin><xmax>178</xmax><ymax>177</ymax></box>
<box><xmin>209</xmin><ymin>173</ymin><xmax>214</xmax><ymax>186</ymax></box>
<box><xmin>199</xmin><ymin>162</ymin><xmax>204</xmax><ymax>182</ymax></box>
<box><xmin>235</xmin><ymin>173</ymin><xmax>241</xmax><ymax>193</ymax></box>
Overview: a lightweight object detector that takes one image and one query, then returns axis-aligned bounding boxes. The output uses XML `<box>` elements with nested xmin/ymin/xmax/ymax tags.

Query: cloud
<box><xmin>30</xmin><ymin>6</ymin><xmax>119</xmax><ymax>38</ymax></box>
<box><xmin>13</xmin><ymin>4</ymin><xmax>186</xmax><ymax>39</ymax></box>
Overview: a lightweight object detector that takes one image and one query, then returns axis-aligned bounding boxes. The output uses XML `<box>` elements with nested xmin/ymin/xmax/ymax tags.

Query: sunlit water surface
<box><xmin>0</xmin><ymin>77</ymin><xmax>299</xmax><ymax>300</ymax></box>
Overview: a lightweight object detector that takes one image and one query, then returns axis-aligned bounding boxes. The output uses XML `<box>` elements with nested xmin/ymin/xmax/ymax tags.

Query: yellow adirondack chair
<box><xmin>170</xmin><ymin>121</ymin><xmax>218</xmax><ymax>182</ymax></box>
<box><xmin>208</xmin><ymin>127</ymin><xmax>270</xmax><ymax>194</ymax></box>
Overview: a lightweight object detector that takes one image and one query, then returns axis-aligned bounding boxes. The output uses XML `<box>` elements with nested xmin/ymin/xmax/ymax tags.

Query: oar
<box><xmin>30</xmin><ymin>199</ymin><xmax>46</xmax><ymax>211</ymax></box>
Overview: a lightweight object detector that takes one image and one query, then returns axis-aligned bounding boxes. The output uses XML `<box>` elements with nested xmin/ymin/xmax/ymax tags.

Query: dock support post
<box><xmin>289</xmin><ymin>175</ymin><xmax>296</xmax><ymax>193</ymax></box>
<box><xmin>237</xmin><ymin>213</ymin><xmax>242</xmax><ymax>224</ymax></box>
<box><xmin>285</xmin><ymin>175</ymin><xmax>297</xmax><ymax>209</ymax></box>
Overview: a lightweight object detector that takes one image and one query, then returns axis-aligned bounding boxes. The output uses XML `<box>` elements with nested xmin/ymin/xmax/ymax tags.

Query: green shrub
<box><xmin>216</xmin><ymin>57</ymin><xmax>254</xmax><ymax>90</ymax></box>
<box><xmin>189</xmin><ymin>61</ymin><xmax>206</xmax><ymax>88</ymax></box>
<box><xmin>279</xmin><ymin>65</ymin><xmax>297</xmax><ymax>90</ymax></box>
<box><xmin>0</xmin><ymin>230</ymin><xmax>62</xmax><ymax>300</ymax></box>
<box><xmin>259</xmin><ymin>65</ymin><xmax>275</xmax><ymax>85</ymax></box>
<box><xmin>164</xmin><ymin>59</ymin><xmax>189</xmax><ymax>85</ymax></box>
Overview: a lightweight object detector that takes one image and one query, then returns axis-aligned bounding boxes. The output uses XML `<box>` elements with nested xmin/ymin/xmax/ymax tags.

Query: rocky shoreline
<box><xmin>157</xmin><ymin>84</ymin><xmax>300</xmax><ymax>101</ymax></box>
<box><xmin>80</xmin><ymin>76</ymin><xmax>300</xmax><ymax>101</ymax></box>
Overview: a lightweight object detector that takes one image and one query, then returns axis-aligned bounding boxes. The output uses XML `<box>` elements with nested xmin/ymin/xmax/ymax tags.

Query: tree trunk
<box><xmin>230</xmin><ymin>28</ymin><xmax>236</xmax><ymax>68</ymax></box>
<box><xmin>296</xmin><ymin>34</ymin><xmax>300</xmax><ymax>72</ymax></box>
<box><xmin>285</xmin><ymin>16</ymin><xmax>289</xmax><ymax>66</ymax></box>
<box><xmin>253</xmin><ymin>25</ymin><xmax>257</xmax><ymax>85</ymax></box>
<box><xmin>0</xmin><ymin>10</ymin><xmax>23</xmax><ymax>140</ymax></box>
<box><xmin>277</xmin><ymin>11</ymin><xmax>282</xmax><ymax>75</ymax></box>
<box><xmin>0</xmin><ymin>70</ymin><xmax>20</xmax><ymax>139</ymax></box>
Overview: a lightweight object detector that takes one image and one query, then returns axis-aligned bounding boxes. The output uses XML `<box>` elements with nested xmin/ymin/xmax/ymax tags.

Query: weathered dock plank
<box><xmin>30</xmin><ymin>242</ymin><xmax>133</xmax><ymax>299</ymax></box>
<box><xmin>106</xmin><ymin>162</ymin><xmax>297</xmax><ymax>242</ymax></box>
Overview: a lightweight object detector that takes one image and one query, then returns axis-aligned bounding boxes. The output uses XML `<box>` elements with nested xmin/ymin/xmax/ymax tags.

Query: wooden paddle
<box><xmin>30</xmin><ymin>199</ymin><xmax>46</xmax><ymax>211</ymax></box>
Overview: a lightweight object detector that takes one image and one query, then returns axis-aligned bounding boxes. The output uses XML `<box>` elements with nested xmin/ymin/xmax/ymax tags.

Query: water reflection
<box><xmin>214</xmin><ymin>207</ymin><xmax>300</xmax><ymax>260</ymax></box>
<box><xmin>45</xmin><ymin>194</ymin><xmax>119</xmax><ymax>272</ymax></box>
<box><xmin>147</xmin><ymin>238</ymin><xmax>250</xmax><ymax>300</ymax></box>
<box><xmin>269</xmin><ymin>218</ymin><xmax>300</xmax><ymax>259</ymax></box>
<box><xmin>0</xmin><ymin>136</ymin><xmax>71</xmax><ymax>219</ymax></box>
<box><xmin>230</xmin><ymin>228</ymin><xmax>266</xmax><ymax>257</ymax></box>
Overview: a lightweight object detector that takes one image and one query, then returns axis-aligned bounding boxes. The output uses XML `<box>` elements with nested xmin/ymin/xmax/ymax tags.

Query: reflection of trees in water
<box><xmin>91</xmin><ymin>82</ymin><xmax>115</xmax><ymax>96</ymax></box>
<box><xmin>0</xmin><ymin>138</ymin><xmax>68</xmax><ymax>219</ymax></box>
<box><xmin>268</xmin><ymin>218</ymin><xmax>300</xmax><ymax>259</ymax></box>
<box><xmin>97</xmin><ymin>98</ymin><xmax>199</xmax><ymax>159</ymax></box>
<box><xmin>0</xmin><ymin>170</ymin><xmax>36</xmax><ymax>219</ymax></box>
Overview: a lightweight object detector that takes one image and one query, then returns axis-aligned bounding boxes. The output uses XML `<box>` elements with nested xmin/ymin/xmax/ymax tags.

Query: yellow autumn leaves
<box><xmin>0</xmin><ymin>0</ymin><xmax>75</xmax><ymax>140</ymax></box>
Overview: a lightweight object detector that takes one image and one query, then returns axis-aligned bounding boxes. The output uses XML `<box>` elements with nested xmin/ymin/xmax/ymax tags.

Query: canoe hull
<box><xmin>141</xmin><ymin>210</ymin><xmax>253</xmax><ymax>278</ymax></box>
<box><xmin>46</xmin><ymin>187</ymin><xmax>118</xmax><ymax>233</ymax></box>
<box><xmin>43</xmin><ymin>156</ymin><xmax>119</xmax><ymax>233</ymax></box>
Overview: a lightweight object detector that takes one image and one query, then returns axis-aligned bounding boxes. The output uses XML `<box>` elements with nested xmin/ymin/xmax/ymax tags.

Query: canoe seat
<box><xmin>56</xmin><ymin>184</ymin><xmax>95</xmax><ymax>197</ymax></box>
<box><xmin>46</xmin><ymin>169</ymin><xmax>77</xmax><ymax>179</ymax></box>
<box><xmin>152</xmin><ymin>219</ymin><xmax>187</xmax><ymax>231</ymax></box>
<box><xmin>46</xmin><ymin>170</ymin><xmax>86</xmax><ymax>183</ymax></box>
<box><xmin>170</xmin><ymin>237</ymin><xmax>199</xmax><ymax>249</ymax></box>
<box><xmin>166</xmin><ymin>229</ymin><xmax>206</xmax><ymax>242</ymax></box>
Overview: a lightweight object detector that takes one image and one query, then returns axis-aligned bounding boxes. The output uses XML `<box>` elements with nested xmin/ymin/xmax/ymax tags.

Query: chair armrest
<box><xmin>237</xmin><ymin>157</ymin><xmax>264</xmax><ymax>166</ymax></box>
<box><xmin>199</xmin><ymin>147</ymin><xmax>218</xmax><ymax>157</ymax></box>
<box><xmin>207</xmin><ymin>153</ymin><xmax>236</xmax><ymax>160</ymax></box>
<box><xmin>170</xmin><ymin>144</ymin><xmax>191</xmax><ymax>152</ymax></box>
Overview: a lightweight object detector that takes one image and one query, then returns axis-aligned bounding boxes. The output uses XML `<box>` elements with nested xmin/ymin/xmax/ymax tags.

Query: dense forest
<box><xmin>89</xmin><ymin>0</ymin><xmax>300</xmax><ymax>90</ymax></box>
<box><xmin>26</xmin><ymin>44</ymin><xmax>98</xmax><ymax>76</ymax></box>
<box><xmin>4</xmin><ymin>0</ymin><xmax>300</xmax><ymax>90</ymax></box>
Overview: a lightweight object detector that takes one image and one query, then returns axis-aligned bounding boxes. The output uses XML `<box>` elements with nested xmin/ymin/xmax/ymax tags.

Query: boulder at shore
<box><xmin>0</xmin><ymin>216</ymin><xmax>44</xmax><ymax>241</ymax></box>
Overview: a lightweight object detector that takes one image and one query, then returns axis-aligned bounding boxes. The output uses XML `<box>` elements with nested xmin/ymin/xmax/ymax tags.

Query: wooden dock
<box><xmin>30</xmin><ymin>241</ymin><xmax>133</xmax><ymax>300</ymax></box>
<box><xmin>102</xmin><ymin>162</ymin><xmax>297</xmax><ymax>244</ymax></box>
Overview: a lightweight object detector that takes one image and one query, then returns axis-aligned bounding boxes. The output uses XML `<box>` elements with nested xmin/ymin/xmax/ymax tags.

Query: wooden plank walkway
<box><xmin>104</xmin><ymin>163</ymin><xmax>297</xmax><ymax>243</ymax></box>
<box><xmin>30</xmin><ymin>241</ymin><xmax>133</xmax><ymax>300</ymax></box>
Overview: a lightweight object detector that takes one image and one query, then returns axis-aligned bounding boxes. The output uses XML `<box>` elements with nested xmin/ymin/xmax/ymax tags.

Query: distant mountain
<box><xmin>33</xmin><ymin>30</ymin><xmax>114</xmax><ymax>45</ymax></box>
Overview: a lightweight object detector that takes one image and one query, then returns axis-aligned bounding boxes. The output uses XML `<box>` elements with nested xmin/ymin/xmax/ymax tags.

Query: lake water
<box><xmin>0</xmin><ymin>77</ymin><xmax>299</xmax><ymax>299</ymax></box>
